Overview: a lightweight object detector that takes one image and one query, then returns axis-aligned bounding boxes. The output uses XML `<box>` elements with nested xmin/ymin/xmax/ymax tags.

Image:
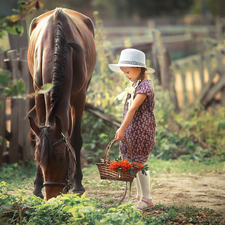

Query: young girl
<box><xmin>108</xmin><ymin>48</ymin><xmax>156</xmax><ymax>210</ymax></box>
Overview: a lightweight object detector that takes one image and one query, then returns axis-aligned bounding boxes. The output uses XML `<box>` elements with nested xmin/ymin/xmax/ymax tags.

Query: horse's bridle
<box><xmin>43</xmin><ymin>133</ymin><xmax>76</xmax><ymax>192</ymax></box>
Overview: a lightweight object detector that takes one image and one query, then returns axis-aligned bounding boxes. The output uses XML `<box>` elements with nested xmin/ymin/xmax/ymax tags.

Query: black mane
<box><xmin>48</xmin><ymin>17</ymin><xmax>67</xmax><ymax>124</ymax></box>
<box><xmin>35</xmin><ymin>127</ymin><xmax>53</xmax><ymax>168</ymax></box>
<box><xmin>48</xmin><ymin>9</ymin><xmax>84</xmax><ymax>125</ymax></box>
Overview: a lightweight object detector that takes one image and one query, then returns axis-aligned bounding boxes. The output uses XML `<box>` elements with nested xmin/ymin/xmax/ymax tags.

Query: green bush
<box><xmin>0</xmin><ymin>181</ymin><xmax>145</xmax><ymax>225</ymax></box>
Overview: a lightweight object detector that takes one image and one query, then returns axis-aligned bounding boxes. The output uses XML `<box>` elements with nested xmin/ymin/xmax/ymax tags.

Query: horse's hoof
<box><xmin>33</xmin><ymin>191</ymin><xmax>44</xmax><ymax>199</ymax></box>
<box><xmin>72</xmin><ymin>188</ymin><xmax>85</xmax><ymax>196</ymax></box>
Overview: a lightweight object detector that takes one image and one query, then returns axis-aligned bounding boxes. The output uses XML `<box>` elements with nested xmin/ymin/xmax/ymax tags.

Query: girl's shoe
<box><xmin>136</xmin><ymin>197</ymin><xmax>154</xmax><ymax>210</ymax></box>
<box><xmin>130</xmin><ymin>196</ymin><xmax>141</xmax><ymax>203</ymax></box>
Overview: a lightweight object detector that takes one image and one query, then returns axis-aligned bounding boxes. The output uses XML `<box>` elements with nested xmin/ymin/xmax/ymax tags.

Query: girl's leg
<box><xmin>132</xmin><ymin>176</ymin><xmax>142</xmax><ymax>202</ymax></box>
<box><xmin>137</xmin><ymin>171</ymin><xmax>154</xmax><ymax>209</ymax></box>
<box><xmin>138</xmin><ymin>171</ymin><xmax>151</xmax><ymax>199</ymax></box>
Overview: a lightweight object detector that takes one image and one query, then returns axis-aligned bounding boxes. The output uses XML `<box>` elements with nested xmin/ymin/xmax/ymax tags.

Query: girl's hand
<box><xmin>115</xmin><ymin>127</ymin><xmax>125</xmax><ymax>141</ymax></box>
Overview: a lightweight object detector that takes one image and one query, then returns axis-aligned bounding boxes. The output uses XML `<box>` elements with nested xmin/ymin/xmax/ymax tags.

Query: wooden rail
<box><xmin>104</xmin><ymin>24</ymin><xmax>217</xmax><ymax>49</ymax></box>
<box><xmin>172</xmin><ymin>48</ymin><xmax>225</xmax><ymax>108</ymax></box>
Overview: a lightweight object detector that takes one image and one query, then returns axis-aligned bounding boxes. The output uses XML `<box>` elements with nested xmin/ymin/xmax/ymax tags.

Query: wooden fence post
<box><xmin>164</xmin><ymin>49</ymin><xmax>179</xmax><ymax>112</ymax></box>
<box><xmin>150</xmin><ymin>29</ymin><xmax>179</xmax><ymax>111</ymax></box>
<box><xmin>8</xmin><ymin>20</ymin><xmax>28</xmax><ymax>53</ymax></box>
<box><xmin>7</xmin><ymin>50</ymin><xmax>19</xmax><ymax>163</ymax></box>
<box><xmin>189</xmin><ymin>60</ymin><xmax>197</xmax><ymax>100</ymax></box>
<box><xmin>0</xmin><ymin>52</ymin><xmax>7</xmax><ymax>167</ymax></box>
<box><xmin>180</xmin><ymin>63</ymin><xmax>188</xmax><ymax>106</ymax></box>
<box><xmin>19</xmin><ymin>48</ymin><xmax>33</xmax><ymax>160</ymax></box>
<box><xmin>150</xmin><ymin>29</ymin><xmax>163</xmax><ymax>85</ymax></box>
<box><xmin>221</xmin><ymin>87</ymin><xmax>225</xmax><ymax>107</ymax></box>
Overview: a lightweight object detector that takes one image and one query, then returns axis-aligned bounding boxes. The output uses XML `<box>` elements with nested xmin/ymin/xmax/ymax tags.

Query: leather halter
<box><xmin>43</xmin><ymin>132</ymin><xmax>76</xmax><ymax>192</ymax></box>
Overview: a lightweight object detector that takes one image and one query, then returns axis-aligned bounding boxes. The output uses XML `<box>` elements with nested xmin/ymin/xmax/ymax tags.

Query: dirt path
<box><xmin>151</xmin><ymin>173</ymin><xmax>225</xmax><ymax>215</ymax></box>
<box><xmin>85</xmin><ymin>172</ymin><xmax>225</xmax><ymax>217</ymax></box>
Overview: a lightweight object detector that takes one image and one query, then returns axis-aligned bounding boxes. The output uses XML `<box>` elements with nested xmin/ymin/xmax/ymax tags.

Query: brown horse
<box><xmin>27</xmin><ymin>8</ymin><xmax>96</xmax><ymax>200</ymax></box>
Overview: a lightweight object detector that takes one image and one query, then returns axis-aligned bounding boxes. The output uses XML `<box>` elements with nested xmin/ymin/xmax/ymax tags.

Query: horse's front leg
<box><xmin>70</xmin><ymin>93</ymin><xmax>86</xmax><ymax>195</ymax></box>
<box><xmin>33</xmin><ymin>92</ymin><xmax>45</xmax><ymax>198</ymax></box>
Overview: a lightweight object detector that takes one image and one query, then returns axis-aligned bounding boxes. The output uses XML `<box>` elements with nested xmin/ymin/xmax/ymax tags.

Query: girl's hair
<box><xmin>132</xmin><ymin>67</ymin><xmax>147</xmax><ymax>89</ymax></box>
<box><xmin>138</xmin><ymin>67</ymin><xmax>147</xmax><ymax>81</ymax></box>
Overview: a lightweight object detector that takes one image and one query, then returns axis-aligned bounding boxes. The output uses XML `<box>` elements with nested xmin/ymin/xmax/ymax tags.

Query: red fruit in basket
<box><xmin>110</xmin><ymin>161</ymin><xmax>121</xmax><ymax>171</ymax></box>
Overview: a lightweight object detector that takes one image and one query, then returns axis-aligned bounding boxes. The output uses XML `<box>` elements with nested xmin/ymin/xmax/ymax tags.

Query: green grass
<box><xmin>145</xmin><ymin>156</ymin><xmax>225</xmax><ymax>177</ymax></box>
<box><xmin>0</xmin><ymin>157</ymin><xmax>225</xmax><ymax>224</ymax></box>
<box><xmin>1</xmin><ymin>156</ymin><xmax>224</xmax><ymax>193</ymax></box>
<box><xmin>83</xmin><ymin>156</ymin><xmax>225</xmax><ymax>182</ymax></box>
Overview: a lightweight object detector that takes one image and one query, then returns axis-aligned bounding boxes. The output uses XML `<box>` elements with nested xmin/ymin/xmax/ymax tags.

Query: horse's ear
<box><xmin>28</xmin><ymin>117</ymin><xmax>41</xmax><ymax>137</ymax></box>
<box><xmin>54</xmin><ymin>116</ymin><xmax>63</xmax><ymax>133</ymax></box>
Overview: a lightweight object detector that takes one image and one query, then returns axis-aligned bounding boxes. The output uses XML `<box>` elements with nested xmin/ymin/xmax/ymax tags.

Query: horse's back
<box><xmin>28</xmin><ymin>8</ymin><xmax>96</xmax><ymax>79</ymax></box>
<box><xmin>27</xmin><ymin>8</ymin><xmax>96</xmax><ymax>128</ymax></box>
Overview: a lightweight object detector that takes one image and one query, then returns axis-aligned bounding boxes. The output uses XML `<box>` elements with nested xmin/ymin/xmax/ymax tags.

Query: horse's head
<box><xmin>28</xmin><ymin>116</ymin><xmax>75</xmax><ymax>200</ymax></box>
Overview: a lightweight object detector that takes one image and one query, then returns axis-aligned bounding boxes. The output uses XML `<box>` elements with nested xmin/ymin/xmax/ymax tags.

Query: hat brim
<box><xmin>108</xmin><ymin>63</ymin><xmax>155</xmax><ymax>73</ymax></box>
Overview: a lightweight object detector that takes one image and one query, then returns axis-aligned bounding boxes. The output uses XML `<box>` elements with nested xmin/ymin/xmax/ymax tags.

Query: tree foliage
<box><xmin>92</xmin><ymin>0</ymin><xmax>194</xmax><ymax>19</ymax></box>
<box><xmin>191</xmin><ymin>0</ymin><xmax>225</xmax><ymax>18</ymax></box>
<box><xmin>34</xmin><ymin>0</ymin><xmax>195</xmax><ymax>21</ymax></box>
<box><xmin>0</xmin><ymin>0</ymin><xmax>43</xmax><ymax>38</ymax></box>
<box><xmin>0</xmin><ymin>0</ymin><xmax>44</xmax><ymax>101</ymax></box>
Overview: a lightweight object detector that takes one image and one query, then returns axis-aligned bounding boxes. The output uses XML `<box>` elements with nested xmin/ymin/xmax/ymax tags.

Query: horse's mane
<box><xmin>48</xmin><ymin>8</ymin><xmax>84</xmax><ymax>125</ymax></box>
<box><xmin>35</xmin><ymin>127</ymin><xmax>52</xmax><ymax>168</ymax></box>
<box><xmin>48</xmin><ymin>15</ymin><xmax>67</xmax><ymax>124</ymax></box>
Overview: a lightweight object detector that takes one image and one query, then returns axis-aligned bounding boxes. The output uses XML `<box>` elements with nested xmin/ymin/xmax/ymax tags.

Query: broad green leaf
<box><xmin>5</xmin><ymin>15</ymin><xmax>20</xmax><ymax>23</ymax></box>
<box><xmin>1</xmin><ymin>204</ymin><xmax>13</xmax><ymax>210</ymax></box>
<box><xmin>99</xmin><ymin>133</ymin><xmax>108</xmax><ymax>139</ymax></box>
<box><xmin>108</xmin><ymin>207</ymin><xmax>116</xmax><ymax>212</ymax></box>
<box><xmin>0</xmin><ymin>71</ymin><xmax>11</xmax><ymax>86</ymax></box>
<box><xmin>35</xmin><ymin>83</ymin><xmax>53</xmax><ymax>95</ymax></box>
<box><xmin>5</xmin><ymin>23</ymin><xmax>24</xmax><ymax>36</ymax></box>
<box><xmin>168</xmin><ymin>208</ymin><xmax>177</xmax><ymax>218</ymax></box>
<box><xmin>78</xmin><ymin>206</ymin><xmax>94</xmax><ymax>213</ymax></box>
<box><xmin>80</xmin><ymin>192</ymin><xmax>87</xmax><ymax>199</ymax></box>
<box><xmin>16</xmin><ymin>78</ymin><xmax>25</xmax><ymax>94</ymax></box>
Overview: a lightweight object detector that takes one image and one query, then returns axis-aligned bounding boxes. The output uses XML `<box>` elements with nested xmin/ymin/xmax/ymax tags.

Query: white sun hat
<box><xmin>108</xmin><ymin>48</ymin><xmax>155</xmax><ymax>73</ymax></box>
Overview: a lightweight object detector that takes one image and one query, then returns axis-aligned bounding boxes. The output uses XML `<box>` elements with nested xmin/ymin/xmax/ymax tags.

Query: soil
<box><xmin>85</xmin><ymin>172</ymin><xmax>225</xmax><ymax>217</ymax></box>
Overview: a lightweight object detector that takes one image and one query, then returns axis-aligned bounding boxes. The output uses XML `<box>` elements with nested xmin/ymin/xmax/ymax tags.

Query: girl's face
<box><xmin>120</xmin><ymin>67</ymin><xmax>141</xmax><ymax>82</ymax></box>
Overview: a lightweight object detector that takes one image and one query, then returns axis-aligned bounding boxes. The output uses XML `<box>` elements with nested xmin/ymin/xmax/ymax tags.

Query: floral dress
<box><xmin>120</xmin><ymin>79</ymin><xmax>156</xmax><ymax>163</ymax></box>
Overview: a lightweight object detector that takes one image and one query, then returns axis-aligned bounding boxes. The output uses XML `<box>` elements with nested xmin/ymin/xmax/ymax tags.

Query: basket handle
<box><xmin>104</xmin><ymin>138</ymin><xmax>132</xmax><ymax>164</ymax></box>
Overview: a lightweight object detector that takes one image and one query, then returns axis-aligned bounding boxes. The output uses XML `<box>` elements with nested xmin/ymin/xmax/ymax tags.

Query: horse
<box><xmin>27</xmin><ymin>8</ymin><xmax>96</xmax><ymax>200</ymax></box>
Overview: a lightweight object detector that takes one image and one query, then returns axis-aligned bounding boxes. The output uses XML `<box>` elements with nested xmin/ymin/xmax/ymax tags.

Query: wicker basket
<box><xmin>96</xmin><ymin>138</ymin><xmax>139</xmax><ymax>182</ymax></box>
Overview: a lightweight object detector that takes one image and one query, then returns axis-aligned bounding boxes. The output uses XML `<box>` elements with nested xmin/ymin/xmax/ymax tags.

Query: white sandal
<box><xmin>130</xmin><ymin>196</ymin><xmax>141</xmax><ymax>203</ymax></box>
<box><xmin>136</xmin><ymin>197</ymin><xmax>154</xmax><ymax>210</ymax></box>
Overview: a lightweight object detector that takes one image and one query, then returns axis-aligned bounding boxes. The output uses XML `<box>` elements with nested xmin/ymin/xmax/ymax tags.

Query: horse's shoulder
<box><xmin>29</xmin><ymin>10</ymin><xmax>55</xmax><ymax>37</ymax></box>
<box><xmin>64</xmin><ymin>9</ymin><xmax>95</xmax><ymax>37</ymax></box>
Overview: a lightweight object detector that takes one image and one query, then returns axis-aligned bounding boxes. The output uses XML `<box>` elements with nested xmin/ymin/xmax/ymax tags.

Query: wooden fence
<box><xmin>0</xmin><ymin>48</ymin><xmax>34</xmax><ymax>167</ymax></box>
<box><xmin>172</xmin><ymin>48</ymin><xmax>225</xmax><ymax>109</ymax></box>
<box><xmin>105</xmin><ymin>24</ymin><xmax>217</xmax><ymax>49</ymax></box>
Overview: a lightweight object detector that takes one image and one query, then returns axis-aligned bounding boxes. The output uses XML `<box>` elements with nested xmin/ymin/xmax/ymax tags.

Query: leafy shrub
<box><xmin>0</xmin><ymin>181</ymin><xmax>145</xmax><ymax>225</ymax></box>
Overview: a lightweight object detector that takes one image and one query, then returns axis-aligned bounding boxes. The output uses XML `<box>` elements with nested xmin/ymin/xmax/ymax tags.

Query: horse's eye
<box><xmin>59</xmin><ymin>156</ymin><xmax>64</xmax><ymax>161</ymax></box>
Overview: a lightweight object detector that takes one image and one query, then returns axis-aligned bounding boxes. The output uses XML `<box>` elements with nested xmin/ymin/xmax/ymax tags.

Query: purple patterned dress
<box><xmin>120</xmin><ymin>79</ymin><xmax>156</xmax><ymax>163</ymax></box>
